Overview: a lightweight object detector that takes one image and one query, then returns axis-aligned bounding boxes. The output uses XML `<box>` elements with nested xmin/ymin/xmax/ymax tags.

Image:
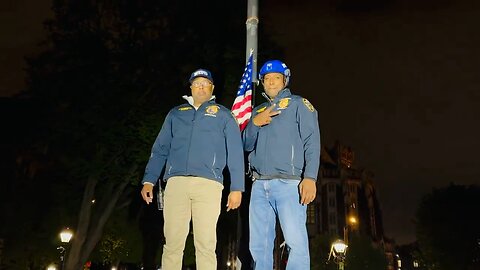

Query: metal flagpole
<box><xmin>232</xmin><ymin>3</ymin><xmax>259</xmax><ymax>270</ymax></box>
<box><xmin>246</xmin><ymin>0</ymin><xmax>258</xmax><ymax>107</ymax></box>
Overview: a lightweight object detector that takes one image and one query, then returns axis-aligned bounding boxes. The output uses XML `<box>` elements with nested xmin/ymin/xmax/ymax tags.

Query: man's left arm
<box><xmin>297</xmin><ymin>98</ymin><xmax>321</xmax><ymax>204</ymax></box>
<box><xmin>225</xmin><ymin>112</ymin><xmax>245</xmax><ymax>211</ymax></box>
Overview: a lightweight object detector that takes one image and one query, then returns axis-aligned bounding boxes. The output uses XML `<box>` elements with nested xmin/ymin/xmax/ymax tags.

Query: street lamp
<box><xmin>329</xmin><ymin>215</ymin><xmax>357</xmax><ymax>269</ymax></box>
<box><xmin>343</xmin><ymin>215</ymin><xmax>358</xmax><ymax>245</ymax></box>
<box><xmin>60</xmin><ymin>228</ymin><xmax>73</xmax><ymax>243</ymax></box>
<box><xmin>348</xmin><ymin>216</ymin><xmax>357</xmax><ymax>226</ymax></box>
<box><xmin>328</xmin><ymin>239</ymin><xmax>348</xmax><ymax>270</ymax></box>
<box><xmin>58</xmin><ymin>228</ymin><xmax>73</xmax><ymax>270</ymax></box>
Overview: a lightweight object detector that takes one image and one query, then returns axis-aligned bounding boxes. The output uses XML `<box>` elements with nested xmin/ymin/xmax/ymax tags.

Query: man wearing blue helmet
<box><xmin>141</xmin><ymin>68</ymin><xmax>245</xmax><ymax>270</ymax></box>
<box><xmin>243</xmin><ymin>60</ymin><xmax>320</xmax><ymax>269</ymax></box>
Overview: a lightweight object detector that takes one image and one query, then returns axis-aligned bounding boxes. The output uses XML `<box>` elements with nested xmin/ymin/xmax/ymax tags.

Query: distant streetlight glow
<box><xmin>332</xmin><ymin>240</ymin><xmax>348</xmax><ymax>254</ymax></box>
<box><xmin>348</xmin><ymin>216</ymin><xmax>357</xmax><ymax>225</ymax></box>
<box><xmin>396</xmin><ymin>253</ymin><xmax>402</xmax><ymax>268</ymax></box>
<box><xmin>47</xmin><ymin>264</ymin><xmax>57</xmax><ymax>270</ymax></box>
<box><xmin>58</xmin><ymin>228</ymin><xmax>73</xmax><ymax>270</ymax></box>
<box><xmin>328</xmin><ymin>239</ymin><xmax>348</xmax><ymax>269</ymax></box>
<box><xmin>60</xmin><ymin>228</ymin><xmax>73</xmax><ymax>243</ymax></box>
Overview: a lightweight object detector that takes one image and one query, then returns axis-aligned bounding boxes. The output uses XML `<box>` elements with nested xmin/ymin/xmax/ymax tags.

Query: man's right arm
<box><xmin>243</xmin><ymin>105</ymin><xmax>279</xmax><ymax>151</ymax></box>
<box><xmin>142</xmin><ymin>111</ymin><xmax>173</xmax><ymax>185</ymax></box>
<box><xmin>242</xmin><ymin>116</ymin><xmax>260</xmax><ymax>152</ymax></box>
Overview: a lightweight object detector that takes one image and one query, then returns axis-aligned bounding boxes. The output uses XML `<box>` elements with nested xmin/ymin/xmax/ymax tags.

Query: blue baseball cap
<box><xmin>189</xmin><ymin>69</ymin><xmax>214</xmax><ymax>83</ymax></box>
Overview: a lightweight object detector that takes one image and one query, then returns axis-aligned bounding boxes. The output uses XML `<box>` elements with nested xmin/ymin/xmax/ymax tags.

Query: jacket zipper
<box><xmin>186</xmin><ymin>107</ymin><xmax>196</xmax><ymax>171</ymax></box>
<box><xmin>262</xmin><ymin>96</ymin><xmax>275</xmax><ymax>173</ymax></box>
<box><xmin>291</xmin><ymin>144</ymin><xmax>295</xmax><ymax>175</ymax></box>
<box><xmin>211</xmin><ymin>152</ymin><xmax>217</xmax><ymax>178</ymax></box>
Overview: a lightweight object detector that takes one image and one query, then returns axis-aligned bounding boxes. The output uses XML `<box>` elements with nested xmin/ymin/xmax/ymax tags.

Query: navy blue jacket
<box><xmin>142</xmin><ymin>100</ymin><xmax>245</xmax><ymax>191</ymax></box>
<box><xmin>243</xmin><ymin>88</ymin><xmax>320</xmax><ymax>180</ymax></box>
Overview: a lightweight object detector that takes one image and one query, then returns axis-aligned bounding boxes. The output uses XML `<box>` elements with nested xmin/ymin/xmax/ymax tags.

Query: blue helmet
<box><xmin>259</xmin><ymin>60</ymin><xmax>291</xmax><ymax>85</ymax></box>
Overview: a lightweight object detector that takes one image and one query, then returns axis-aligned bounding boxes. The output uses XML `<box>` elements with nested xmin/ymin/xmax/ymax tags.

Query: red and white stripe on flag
<box><xmin>231</xmin><ymin>53</ymin><xmax>254</xmax><ymax>131</ymax></box>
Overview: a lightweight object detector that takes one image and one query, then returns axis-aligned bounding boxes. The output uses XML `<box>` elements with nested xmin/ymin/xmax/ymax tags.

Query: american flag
<box><xmin>231</xmin><ymin>53</ymin><xmax>253</xmax><ymax>131</ymax></box>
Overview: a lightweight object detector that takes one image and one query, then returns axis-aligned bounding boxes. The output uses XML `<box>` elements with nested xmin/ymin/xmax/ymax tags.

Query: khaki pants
<box><xmin>161</xmin><ymin>176</ymin><xmax>223</xmax><ymax>270</ymax></box>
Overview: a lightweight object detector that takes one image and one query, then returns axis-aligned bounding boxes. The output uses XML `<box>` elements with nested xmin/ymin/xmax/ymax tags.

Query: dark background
<box><xmin>2</xmin><ymin>0</ymin><xmax>480</xmax><ymax>245</ymax></box>
<box><xmin>264</xmin><ymin>0</ymin><xmax>480</xmax><ymax>244</ymax></box>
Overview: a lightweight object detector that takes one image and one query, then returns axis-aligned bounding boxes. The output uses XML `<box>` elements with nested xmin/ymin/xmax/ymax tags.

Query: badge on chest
<box><xmin>205</xmin><ymin>105</ymin><xmax>219</xmax><ymax>117</ymax></box>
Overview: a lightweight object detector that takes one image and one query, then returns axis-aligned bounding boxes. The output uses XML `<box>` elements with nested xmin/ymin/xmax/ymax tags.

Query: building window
<box><xmin>307</xmin><ymin>204</ymin><xmax>316</xmax><ymax>224</ymax></box>
<box><xmin>328</xmin><ymin>183</ymin><xmax>336</xmax><ymax>192</ymax></box>
<box><xmin>349</xmin><ymin>184</ymin><xmax>356</xmax><ymax>193</ymax></box>
<box><xmin>329</xmin><ymin>212</ymin><xmax>336</xmax><ymax>225</ymax></box>
<box><xmin>328</xmin><ymin>197</ymin><xmax>336</xmax><ymax>207</ymax></box>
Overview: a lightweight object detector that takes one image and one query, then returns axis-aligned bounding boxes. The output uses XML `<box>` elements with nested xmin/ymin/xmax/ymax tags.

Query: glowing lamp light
<box><xmin>332</xmin><ymin>240</ymin><xmax>348</xmax><ymax>255</ymax></box>
<box><xmin>60</xmin><ymin>228</ymin><xmax>73</xmax><ymax>243</ymax></box>
<box><xmin>348</xmin><ymin>216</ymin><xmax>357</xmax><ymax>225</ymax></box>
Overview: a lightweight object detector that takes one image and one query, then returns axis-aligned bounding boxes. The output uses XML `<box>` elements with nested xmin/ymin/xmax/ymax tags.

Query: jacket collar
<box><xmin>262</xmin><ymin>88</ymin><xmax>292</xmax><ymax>103</ymax></box>
<box><xmin>182</xmin><ymin>95</ymin><xmax>216</xmax><ymax>109</ymax></box>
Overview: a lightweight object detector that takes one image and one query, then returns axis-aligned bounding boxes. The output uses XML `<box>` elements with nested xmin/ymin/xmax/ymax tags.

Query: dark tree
<box><xmin>2</xmin><ymin>0</ymin><xmax>283</xmax><ymax>268</ymax></box>
<box><xmin>415</xmin><ymin>184</ymin><xmax>480</xmax><ymax>270</ymax></box>
<box><xmin>345</xmin><ymin>235</ymin><xmax>388</xmax><ymax>270</ymax></box>
<box><xmin>309</xmin><ymin>234</ymin><xmax>388</xmax><ymax>270</ymax></box>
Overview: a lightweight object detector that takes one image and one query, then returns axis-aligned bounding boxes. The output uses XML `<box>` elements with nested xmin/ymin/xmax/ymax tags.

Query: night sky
<box><xmin>0</xmin><ymin>0</ymin><xmax>52</xmax><ymax>97</ymax></box>
<box><xmin>263</xmin><ymin>0</ymin><xmax>480</xmax><ymax>244</ymax></box>
<box><xmin>2</xmin><ymin>0</ymin><xmax>480</xmax><ymax>245</ymax></box>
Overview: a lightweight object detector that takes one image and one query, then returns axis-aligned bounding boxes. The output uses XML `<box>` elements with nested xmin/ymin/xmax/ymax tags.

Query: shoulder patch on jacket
<box><xmin>256</xmin><ymin>106</ymin><xmax>267</xmax><ymax>113</ymax></box>
<box><xmin>302</xmin><ymin>98</ymin><xmax>315</xmax><ymax>112</ymax></box>
<box><xmin>178</xmin><ymin>106</ymin><xmax>193</xmax><ymax>111</ymax></box>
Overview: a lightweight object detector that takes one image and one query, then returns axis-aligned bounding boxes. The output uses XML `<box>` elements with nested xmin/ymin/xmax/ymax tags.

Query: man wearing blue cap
<box><xmin>141</xmin><ymin>68</ymin><xmax>245</xmax><ymax>270</ymax></box>
<box><xmin>243</xmin><ymin>60</ymin><xmax>320</xmax><ymax>270</ymax></box>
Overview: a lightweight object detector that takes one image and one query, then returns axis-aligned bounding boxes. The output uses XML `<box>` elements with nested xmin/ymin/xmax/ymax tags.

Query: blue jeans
<box><xmin>249</xmin><ymin>179</ymin><xmax>310</xmax><ymax>270</ymax></box>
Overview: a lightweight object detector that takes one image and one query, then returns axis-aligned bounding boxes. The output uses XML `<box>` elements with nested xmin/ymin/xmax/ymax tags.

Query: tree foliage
<box><xmin>415</xmin><ymin>184</ymin><xmax>480</xmax><ymax>270</ymax></box>
<box><xmin>309</xmin><ymin>234</ymin><xmax>388</xmax><ymax>270</ymax></box>
<box><xmin>3</xmin><ymin>0</ymin><xmax>236</xmax><ymax>269</ymax></box>
<box><xmin>309</xmin><ymin>234</ymin><xmax>335</xmax><ymax>270</ymax></box>
<box><xmin>345</xmin><ymin>235</ymin><xmax>388</xmax><ymax>270</ymax></box>
<box><xmin>3</xmin><ymin>0</ymin><xmax>283</xmax><ymax>268</ymax></box>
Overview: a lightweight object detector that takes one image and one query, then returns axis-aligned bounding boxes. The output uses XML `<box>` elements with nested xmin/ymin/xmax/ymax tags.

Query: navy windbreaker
<box><xmin>243</xmin><ymin>88</ymin><xmax>320</xmax><ymax>180</ymax></box>
<box><xmin>142</xmin><ymin>100</ymin><xmax>245</xmax><ymax>191</ymax></box>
